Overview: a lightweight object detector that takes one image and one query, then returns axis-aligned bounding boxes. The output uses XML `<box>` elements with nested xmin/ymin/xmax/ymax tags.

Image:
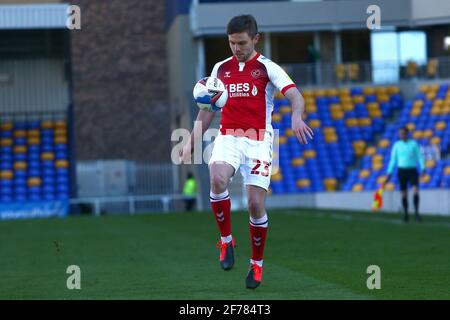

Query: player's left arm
<box><xmin>266</xmin><ymin>60</ymin><xmax>313</xmax><ymax>144</ymax></box>
<box><xmin>284</xmin><ymin>88</ymin><xmax>314</xmax><ymax>144</ymax></box>
<box><xmin>415</xmin><ymin>141</ymin><xmax>426</xmax><ymax>176</ymax></box>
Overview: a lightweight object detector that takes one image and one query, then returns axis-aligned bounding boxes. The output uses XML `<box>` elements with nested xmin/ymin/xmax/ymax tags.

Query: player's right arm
<box><xmin>179</xmin><ymin>110</ymin><xmax>215</xmax><ymax>163</ymax></box>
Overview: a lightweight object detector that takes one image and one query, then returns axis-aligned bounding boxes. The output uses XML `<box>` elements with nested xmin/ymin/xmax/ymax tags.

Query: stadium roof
<box><xmin>190</xmin><ymin>0</ymin><xmax>450</xmax><ymax>36</ymax></box>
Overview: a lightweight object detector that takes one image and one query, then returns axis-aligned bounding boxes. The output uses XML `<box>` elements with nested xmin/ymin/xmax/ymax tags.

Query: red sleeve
<box><xmin>281</xmin><ymin>84</ymin><xmax>297</xmax><ymax>95</ymax></box>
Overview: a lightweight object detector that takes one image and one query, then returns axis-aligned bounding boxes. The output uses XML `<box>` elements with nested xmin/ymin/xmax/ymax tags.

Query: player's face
<box><xmin>399</xmin><ymin>129</ymin><xmax>407</xmax><ymax>140</ymax></box>
<box><xmin>228</xmin><ymin>32</ymin><xmax>259</xmax><ymax>62</ymax></box>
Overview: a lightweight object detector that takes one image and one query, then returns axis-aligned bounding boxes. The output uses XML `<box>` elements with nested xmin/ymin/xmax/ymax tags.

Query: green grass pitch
<box><xmin>0</xmin><ymin>208</ymin><xmax>449</xmax><ymax>299</ymax></box>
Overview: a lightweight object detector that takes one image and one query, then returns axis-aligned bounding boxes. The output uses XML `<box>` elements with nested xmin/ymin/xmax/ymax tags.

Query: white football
<box><xmin>193</xmin><ymin>77</ymin><xmax>228</xmax><ymax>112</ymax></box>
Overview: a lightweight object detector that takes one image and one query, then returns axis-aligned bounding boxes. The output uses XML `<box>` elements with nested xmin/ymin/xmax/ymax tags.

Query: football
<box><xmin>192</xmin><ymin>77</ymin><xmax>228</xmax><ymax>112</ymax></box>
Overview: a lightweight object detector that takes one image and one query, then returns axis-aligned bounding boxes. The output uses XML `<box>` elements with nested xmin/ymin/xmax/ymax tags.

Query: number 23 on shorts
<box><xmin>250</xmin><ymin>159</ymin><xmax>271</xmax><ymax>177</ymax></box>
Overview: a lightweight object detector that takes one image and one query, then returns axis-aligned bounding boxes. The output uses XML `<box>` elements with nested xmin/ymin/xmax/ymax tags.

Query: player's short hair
<box><xmin>227</xmin><ymin>15</ymin><xmax>258</xmax><ymax>38</ymax></box>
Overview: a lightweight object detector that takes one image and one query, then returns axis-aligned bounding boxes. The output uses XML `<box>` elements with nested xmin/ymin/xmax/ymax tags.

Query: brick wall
<box><xmin>70</xmin><ymin>0</ymin><xmax>170</xmax><ymax>161</ymax></box>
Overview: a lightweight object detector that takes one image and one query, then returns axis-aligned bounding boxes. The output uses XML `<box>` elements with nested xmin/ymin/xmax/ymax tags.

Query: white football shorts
<box><xmin>208</xmin><ymin>132</ymin><xmax>273</xmax><ymax>191</ymax></box>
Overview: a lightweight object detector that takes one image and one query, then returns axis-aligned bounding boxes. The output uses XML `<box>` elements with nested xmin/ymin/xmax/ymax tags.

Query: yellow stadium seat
<box><xmin>369</xmin><ymin>110</ymin><xmax>382</xmax><ymax>118</ymax></box>
<box><xmin>14</xmin><ymin>130</ymin><xmax>26</xmax><ymax>138</ymax></box>
<box><xmin>358</xmin><ymin>118</ymin><xmax>372</xmax><ymax>127</ymax></box>
<box><xmin>0</xmin><ymin>170</ymin><xmax>13</xmax><ymax>179</ymax></box>
<box><xmin>426</xmin><ymin>91</ymin><xmax>436</xmax><ymax>100</ymax></box>
<box><xmin>406</xmin><ymin>61</ymin><xmax>418</xmax><ymax>77</ymax></box>
<box><xmin>410</xmin><ymin>108</ymin><xmax>422</xmax><ymax>116</ymax></box>
<box><xmin>279</xmin><ymin>106</ymin><xmax>291</xmax><ymax>114</ymax></box>
<box><xmin>272</xmin><ymin>173</ymin><xmax>283</xmax><ymax>182</ymax></box>
<box><xmin>272</xmin><ymin>113</ymin><xmax>282</xmax><ymax>122</ymax></box>
<box><xmin>323</xmin><ymin>127</ymin><xmax>336</xmax><ymax>135</ymax></box>
<box><xmin>352</xmin><ymin>95</ymin><xmax>365</xmax><ymax>104</ymax></box>
<box><xmin>387</xmin><ymin>86</ymin><xmax>400</xmax><ymax>94</ymax></box>
<box><xmin>326</xmin><ymin>88</ymin><xmax>339</xmax><ymax>97</ymax></box>
<box><xmin>433</xmin><ymin>99</ymin><xmax>443</xmax><ymax>107</ymax></box>
<box><xmin>413</xmin><ymin>131</ymin><xmax>423</xmax><ymax>139</ymax></box>
<box><xmin>420</xmin><ymin>174</ymin><xmax>430</xmax><ymax>184</ymax></box>
<box><xmin>0</xmin><ymin>138</ymin><xmax>12</xmax><ymax>147</ymax></box>
<box><xmin>41</xmin><ymin>120</ymin><xmax>53</xmax><ymax>129</ymax></box>
<box><xmin>292</xmin><ymin>158</ymin><xmax>305</xmax><ymax>167</ymax></box>
<box><xmin>372</xmin><ymin>154</ymin><xmax>383</xmax><ymax>163</ymax></box>
<box><xmin>430</xmin><ymin>107</ymin><xmax>441</xmax><ymax>115</ymax></box>
<box><xmin>305</xmin><ymin>104</ymin><xmax>317</xmax><ymax>113</ymax></box>
<box><xmin>54</xmin><ymin>136</ymin><xmax>67</xmax><ymax>144</ymax></box>
<box><xmin>27</xmin><ymin>129</ymin><xmax>40</xmax><ymax>138</ymax></box>
<box><xmin>55</xmin><ymin>120</ymin><xmax>67</xmax><ymax>129</ymax></box>
<box><xmin>285</xmin><ymin>129</ymin><xmax>294</xmax><ymax>137</ymax></box>
<box><xmin>435</xmin><ymin>121</ymin><xmax>446</xmax><ymax>130</ymax></box>
<box><xmin>308</xmin><ymin>119</ymin><xmax>321</xmax><ymax>128</ymax></box>
<box><xmin>27</xmin><ymin>177</ymin><xmax>42</xmax><ymax>187</ymax></box>
<box><xmin>323</xmin><ymin>178</ymin><xmax>337</xmax><ymax>191</ymax></box>
<box><xmin>443</xmin><ymin>105</ymin><xmax>450</xmax><ymax>114</ymax></box>
<box><xmin>342</xmin><ymin>103</ymin><xmax>355</xmax><ymax>112</ymax></box>
<box><xmin>41</xmin><ymin>152</ymin><xmax>55</xmax><ymax>161</ymax></box>
<box><xmin>375</xmin><ymin>87</ymin><xmax>388</xmax><ymax>95</ymax></box>
<box><xmin>385</xmin><ymin>182</ymin><xmax>395</xmax><ymax>191</ymax></box>
<box><xmin>0</xmin><ymin>122</ymin><xmax>13</xmax><ymax>131</ymax></box>
<box><xmin>353</xmin><ymin>140</ymin><xmax>366</xmax><ymax>157</ymax></box>
<box><xmin>346</xmin><ymin>118</ymin><xmax>358</xmax><ymax>127</ymax></box>
<box><xmin>377</xmin><ymin>94</ymin><xmax>390</xmax><ymax>103</ymax></box>
<box><xmin>373</xmin><ymin>162</ymin><xmax>384</xmax><ymax>171</ymax></box>
<box><xmin>325</xmin><ymin>134</ymin><xmax>338</xmax><ymax>143</ymax></box>
<box><xmin>335</xmin><ymin>64</ymin><xmax>346</xmax><ymax>81</ymax></box>
<box><xmin>331</xmin><ymin>111</ymin><xmax>344</xmax><ymax>120</ymax></box>
<box><xmin>296</xmin><ymin>179</ymin><xmax>311</xmax><ymax>188</ymax></box>
<box><xmin>55</xmin><ymin>160</ymin><xmax>69</xmax><ymax>168</ymax></box>
<box><xmin>352</xmin><ymin>183</ymin><xmax>363</xmax><ymax>192</ymax></box>
<box><xmin>13</xmin><ymin>145</ymin><xmax>27</xmax><ymax>154</ymax></box>
<box><xmin>302</xmin><ymin>89</ymin><xmax>314</xmax><ymax>98</ymax></box>
<box><xmin>377</xmin><ymin>175</ymin><xmax>387</xmax><ymax>184</ymax></box>
<box><xmin>339</xmin><ymin>88</ymin><xmax>350</xmax><ymax>96</ymax></box>
<box><xmin>413</xmin><ymin>100</ymin><xmax>424</xmax><ymax>108</ymax></box>
<box><xmin>444</xmin><ymin>166</ymin><xmax>450</xmax><ymax>176</ymax></box>
<box><xmin>315</xmin><ymin>89</ymin><xmax>326</xmax><ymax>97</ymax></box>
<box><xmin>28</xmin><ymin>137</ymin><xmax>41</xmax><ymax>145</ymax></box>
<box><xmin>347</xmin><ymin>63</ymin><xmax>360</xmax><ymax>81</ymax></box>
<box><xmin>303</xmin><ymin>150</ymin><xmax>316</xmax><ymax>159</ymax></box>
<box><xmin>406</xmin><ymin>123</ymin><xmax>416</xmax><ymax>131</ymax></box>
<box><xmin>423</xmin><ymin>130</ymin><xmax>433</xmax><ymax>139</ymax></box>
<box><xmin>419</xmin><ymin>84</ymin><xmax>429</xmax><ymax>92</ymax></box>
<box><xmin>378</xmin><ymin>139</ymin><xmax>390</xmax><ymax>148</ymax></box>
<box><xmin>366</xmin><ymin>102</ymin><xmax>379</xmax><ymax>110</ymax></box>
<box><xmin>425</xmin><ymin>160</ymin><xmax>435</xmax><ymax>169</ymax></box>
<box><xmin>365</xmin><ymin>146</ymin><xmax>377</xmax><ymax>156</ymax></box>
<box><xmin>430</xmin><ymin>137</ymin><xmax>440</xmax><ymax>145</ymax></box>
<box><xmin>277</xmin><ymin>136</ymin><xmax>287</xmax><ymax>145</ymax></box>
<box><xmin>359</xmin><ymin>169</ymin><xmax>371</xmax><ymax>179</ymax></box>
<box><xmin>363</xmin><ymin>87</ymin><xmax>375</xmax><ymax>95</ymax></box>
<box><xmin>429</xmin><ymin>84</ymin><xmax>440</xmax><ymax>91</ymax></box>
<box><xmin>14</xmin><ymin>162</ymin><xmax>27</xmax><ymax>170</ymax></box>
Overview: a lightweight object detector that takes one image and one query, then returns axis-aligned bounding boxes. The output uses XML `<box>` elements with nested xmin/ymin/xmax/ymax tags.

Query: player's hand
<box><xmin>292</xmin><ymin>114</ymin><xmax>313</xmax><ymax>144</ymax></box>
<box><xmin>179</xmin><ymin>144</ymin><xmax>193</xmax><ymax>163</ymax></box>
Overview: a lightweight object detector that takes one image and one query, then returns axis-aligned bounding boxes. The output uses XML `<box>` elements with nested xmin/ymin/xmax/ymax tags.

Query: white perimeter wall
<box><xmin>265</xmin><ymin>190</ymin><xmax>450</xmax><ymax>216</ymax></box>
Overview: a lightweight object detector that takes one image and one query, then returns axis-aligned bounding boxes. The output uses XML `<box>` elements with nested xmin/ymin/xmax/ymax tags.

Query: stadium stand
<box><xmin>270</xmin><ymin>83</ymin><xmax>450</xmax><ymax>194</ymax></box>
<box><xmin>0</xmin><ymin>119</ymin><xmax>69</xmax><ymax>202</ymax></box>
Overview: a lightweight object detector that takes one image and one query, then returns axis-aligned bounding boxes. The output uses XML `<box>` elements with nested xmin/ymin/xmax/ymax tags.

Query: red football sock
<box><xmin>249</xmin><ymin>214</ymin><xmax>268</xmax><ymax>264</ymax></box>
<box><xmin>210</xmin><ymin>190</ymin><xmax>232</xmax><ymax>240</ymax></box>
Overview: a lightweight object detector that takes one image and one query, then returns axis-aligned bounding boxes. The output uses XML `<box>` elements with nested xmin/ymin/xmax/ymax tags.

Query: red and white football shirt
<box><xmin>210</xmin><ymin>52</ymin><xmax>296</xmax><ymax>141</ymax></box>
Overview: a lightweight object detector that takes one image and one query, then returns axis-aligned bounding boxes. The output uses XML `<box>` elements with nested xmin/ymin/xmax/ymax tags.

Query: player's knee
<box><xmin>210</xmin><ymin>173</ymin><xmax>228</xmax><ymax>193</ymax></box>
<box><xmin>247</xmin><ymin>197</ymin><xmax>264</xmax><ymax>216</ymax></box>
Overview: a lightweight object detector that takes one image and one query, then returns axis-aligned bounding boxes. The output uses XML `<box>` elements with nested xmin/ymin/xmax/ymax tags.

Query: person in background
<box><xmin>384</xmin><ymin>127</ymin><xmax>425</xmax><ymax>222</ymax></box>
<box><xmin>182</xmin><ymin>172</ymin><xmax>197</xmax><ymax>211</ymax></box>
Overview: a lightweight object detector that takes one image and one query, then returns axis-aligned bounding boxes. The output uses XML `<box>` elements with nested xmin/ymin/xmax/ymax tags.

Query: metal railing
<box><xmin>284</xmin><ymin>57</ymin><xmax>450</xmax><ymax>87</ymax></box>
<box><xmin>70</xmin><ymin>194</ymin><xmax>190</xmax><ymax>216</ymax></box>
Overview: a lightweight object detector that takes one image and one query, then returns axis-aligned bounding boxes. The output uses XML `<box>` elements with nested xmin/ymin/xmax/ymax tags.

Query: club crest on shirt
<box><xmin>251</xmin><ymin>69</ymin><xmax>261</xmax><ymax>79</ymax></box>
